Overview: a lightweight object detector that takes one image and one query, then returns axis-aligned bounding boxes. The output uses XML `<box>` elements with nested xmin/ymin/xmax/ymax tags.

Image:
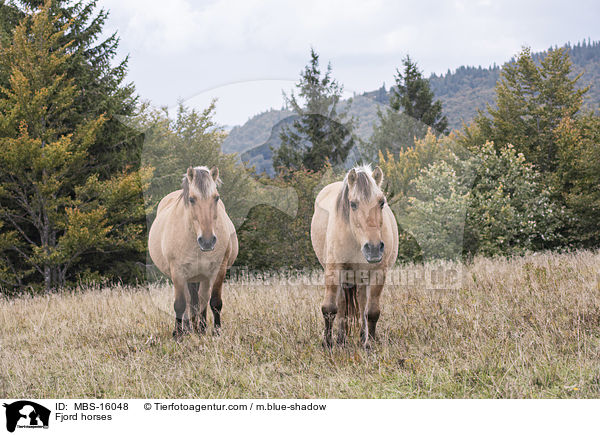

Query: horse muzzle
<box><xmin>197</xmin><ymin>235</ymin><xmax>217</xmax><ymax>251</ymax></box>
<box><xmin>362</xmin><ymin>241</ymin><xmax>384</xmax><ymax>264</ymax></box>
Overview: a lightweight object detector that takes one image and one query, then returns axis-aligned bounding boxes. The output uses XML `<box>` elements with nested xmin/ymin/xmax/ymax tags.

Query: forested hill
<box><xmin>364</xmin><ymin>40</ymin><xmax>600</xmax><ymax>129</ymax></box>
<box><xmin>224</xmin><ymin>40</ymin><xmax>600</xmax><ymax>172</ymax></box>
<box><xmin>222</xmin><ymin>109</ymin><xmax>292</xmax><ymax>154</ymax></box>
<box><xmin>426</xmin><ymin>40</ymin><xmax>600</xmax><ymax>128</ymax></box>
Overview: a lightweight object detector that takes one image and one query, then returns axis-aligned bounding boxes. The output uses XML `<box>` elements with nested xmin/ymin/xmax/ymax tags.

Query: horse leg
<box><xmin>322</xmin><ymin>265</ymin><xmax>339</xmax><ymax>349</ymax></box>
<box><xmin>366</xmin><ymin>280</ymin><xmax>385</xmax><ymax>348</ymax></box>
<box><xmin>187</xmin><ymin>282</ymin><xmax>200</xmax><ymax>333</ymax></box>
<box><xmin>172</xmin><ymin>274</ymin><xmax>187</xmax><ymax>340</ymax></box>
<box><xmin>336</xmin><ymin>285</ymin><xmax>347</xmax><ymax>345</ymax></box>
<box><xmin>197</xmin><ymin>278</ymin><xmax>211</xmax><ymax>334</ymax></box>
<box><xmin>357</xmin><ymin>284</ymin><xmax>368</xmax><ymax>346</ymax></box>
<box><xmin>210</xmin><ymin>253</ymin><xmax>228</xmax><ymax>335</ymax></box>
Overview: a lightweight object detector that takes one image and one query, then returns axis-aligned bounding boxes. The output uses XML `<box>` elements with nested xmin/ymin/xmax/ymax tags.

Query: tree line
<box><xmin>0</xmin><ymin>0</ymin><xmax>598</xmax><ymax>294</ymax></box>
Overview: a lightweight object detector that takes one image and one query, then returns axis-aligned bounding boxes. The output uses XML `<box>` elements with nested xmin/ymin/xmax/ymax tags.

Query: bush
<box><xmin>381</xmin><ymin>132</ymin><xmax>566</xmax><ymax>260</ymax></box>
<box><xmin>236</xmin><ymin>167</ymin><xmax>338</xmax><ymax>271</ymax></box>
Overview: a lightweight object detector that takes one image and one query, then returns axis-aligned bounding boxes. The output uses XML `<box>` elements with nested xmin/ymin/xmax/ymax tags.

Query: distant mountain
<box><xmin>428</xmin><ymin>65</ymin><xmax>501</xmax><ymax>128</ymax></box>
<box><xmin>240</xmin><ymin>96</ymin><xmax>383</xmax><ymax>176</ymax></box>
<box><xmin>426</xmin><ymin>40</ymin><xmax>600</xmax><ymax>128</ymax></box>
<box><xmin>222</xmin><ymin>108</ymin><xmax>293</xmax><ymax>154</ymax></box>
<box><xmin>239</xmin><ymin>116</ymin><xmax>294</xmax><ymax>176</ymax></box>
<box><xmin>229</xmin><ymin>40</ymin><xmax>600</xmax><ymax>175</ymax></box>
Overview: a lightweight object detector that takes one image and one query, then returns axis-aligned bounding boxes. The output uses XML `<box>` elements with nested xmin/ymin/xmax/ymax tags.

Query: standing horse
<box><xmin>149</xmin><ymin>166</ymin><xmax>238</xmax><ymax>339</ymax></box>
<box><xmin>311</xmin><ymin>165</ymin><xmax>398</xmax><ymax>348</ymax></box>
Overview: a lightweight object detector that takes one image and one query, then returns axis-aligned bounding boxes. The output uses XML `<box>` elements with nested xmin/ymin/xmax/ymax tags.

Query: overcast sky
<box><xmin>98</xmin><ymin>0</ymin><xmax>600</xmax><ymax>126</ymax></box>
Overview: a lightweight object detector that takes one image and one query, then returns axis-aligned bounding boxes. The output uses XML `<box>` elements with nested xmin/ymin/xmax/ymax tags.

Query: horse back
<box><xmin>156</xmin><ymin>190</ymin><xmax>183</xmax><ymax>215</ymax></box>
<box><xmin>148</xmin><ymin>190</ymin><xmax>186</xmax><ymax>277</ymax></box>
<box><xmin>218</xmin><ymin>201</ymin><xmax>238</xmax><ymax>268</ymax></box>
<box><xmin>382</xmin><ymin>206</ymin><xmax>399</xmax><ymax>268</ymax></box>
<box><xmin>311</xmin><ymin>182</ymin><xmax>343</xmax><ymax>267</ymax></box>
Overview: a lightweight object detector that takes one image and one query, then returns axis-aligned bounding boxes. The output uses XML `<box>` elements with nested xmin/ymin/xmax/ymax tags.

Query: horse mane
<box><xmin>181</xmin><ymin>166</ymin><xmax>221</xmax><ymax>205</ymax></box>
<box><xmin>336</xmin><ymin>164</ymin><xmax>377</xmax><ymax>222</ymax></box>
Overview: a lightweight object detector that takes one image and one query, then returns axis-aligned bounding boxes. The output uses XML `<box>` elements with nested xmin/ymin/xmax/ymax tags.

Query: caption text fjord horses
<box><xmin>149</xmin><ymin>166</ymin><xmax>238</xmax><ymax>339</ymax></box>
<box><xmin>311</xmin><ymin>165</ymin><xmax>399</xmax><ymax>348</ymax></box>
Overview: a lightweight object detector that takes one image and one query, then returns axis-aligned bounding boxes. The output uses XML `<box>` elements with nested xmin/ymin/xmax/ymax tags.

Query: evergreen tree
<box><xmin>1</xmin><ymin>0</ymin><xmax>139</xmax><ymax>173</ymax></box>
<box><xmin>553</xmin><ymin>114</ymin><xmax>600</xmax><ymax>247</ymax></box>
<box><xmin>391</xmin><ymin>55</ymin><xmax>448</xmax><ymax>133</ymax></box>
<box><xmin>365</xmin><ymin>56</ymin><xmax>447</xmax><ymax>160</ymax></box>
<box><xmin>473</xmin><ymin>47</ymin><xmax>588</xmax><ymax>172</ymax></box>
<box><xmin>273</xmin><ymin>48</ymin><xmax>355</xmax><ymax>172</ymax></box>
<box><xmin>0</xmin><ymin>2</ymin><xmax>149</xmax><ymax>291</ymax></box>
<box><xmin>0</xmin><ymin>0</ymin><xmax>147</xmax><ymax>285</ymax></box>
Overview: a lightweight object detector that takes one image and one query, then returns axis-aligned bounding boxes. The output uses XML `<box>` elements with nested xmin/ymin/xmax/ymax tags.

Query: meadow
<box><xmin>1</xmin><ymin>250</ymin><xmax>599</xmax><ymax>398</ymax></box>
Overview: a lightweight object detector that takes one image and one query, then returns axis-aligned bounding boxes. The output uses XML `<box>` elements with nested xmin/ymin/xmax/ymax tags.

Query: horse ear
<box><xmin>210</xmin><ymin>166</ymin><xmax>219</xmax><ymax>182</ymax></box>
<box><xmin>372</xmin><ymin>166</ymin><xmax>383</xmax><ymax>186</ymax></box>
<box><xmin>347</xmin><ymin>168</ymin><xmax>357</xmax><ymax>187</ymax></box>
<box><xmin>187</xmin><ymin>166</ymin><xmax>194</xmax><ymax>181</ymax></box>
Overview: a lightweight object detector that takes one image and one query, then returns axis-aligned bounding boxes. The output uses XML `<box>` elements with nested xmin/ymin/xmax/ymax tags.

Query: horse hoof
<box><xmin>213</xmin><ymin>328</ymin><xmax>221</xmax><ymax>336</ymax></box>
<box><xmin>322</xmin><ymin>337</ymin><xmax>333</xmax><ymax>350</ymax></box>
<box><xmin>172</xmin><ymin>330</ymin><xmax>184</xmax><ymax>341</ymax></box>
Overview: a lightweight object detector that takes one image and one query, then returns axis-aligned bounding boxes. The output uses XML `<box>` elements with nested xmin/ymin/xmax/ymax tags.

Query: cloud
<box><xmin>98</xmin><ymin>0</ymin><xmax>600</xmax><ymax>124</ymax></box>
<box><xmin>102</xmin><ymin>0</ymin><xmax>401</xmax><ymax>55</ymax></box>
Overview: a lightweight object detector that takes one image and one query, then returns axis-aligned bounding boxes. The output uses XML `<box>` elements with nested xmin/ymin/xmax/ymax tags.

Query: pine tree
<box><xmin>1</xmin><ymin>1</ymin><xmax>139</xmax><ymax>173</ymax></box>
<box><xmin>365</xmin><ymin>56</ymin><xmax>447</xmax><ymax>160</ymax></box>
<box><xmin>273</xmin><ymin>48</ymin><xmax>355</xmax><ymax>172</ymax></box>
<box><xmin>474</xmin><ymin>47</ymin><xmax>588</xmax><ymax>172</ymax></box>
<box><xmin>553</xmin><ymin>114</ymin><xmax>600</xmax><ymax>247</ymax></box>
<box><xmin>391</xmin><ymin>55</ymin><xmax>448</xmax><ymax>133</ymax></box>
<box><xmin>0</xmin><ymin>2</ymin><xmax>150</xmax><ymax>291</ymax></box>
<box><xmin>0</xmin><ymin>0</ymin><xmax>147</xmax><ymax>284</ymax></box>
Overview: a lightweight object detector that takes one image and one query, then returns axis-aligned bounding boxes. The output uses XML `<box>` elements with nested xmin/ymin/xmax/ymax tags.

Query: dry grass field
<box><xmin>1</xmin><ymin>250</ymin><xmax>600</xmax><ymax>398</ymax></box>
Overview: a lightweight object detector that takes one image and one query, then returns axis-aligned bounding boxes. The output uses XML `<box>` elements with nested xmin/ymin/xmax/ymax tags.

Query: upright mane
<box><xmin>181</xmin><ymin>166</ymin><xmax>221</xmax><ymax>204</ymax></box>
<box><xmin>336</xmin><ymin>164</ymin><xmax>379</xmax><ymax>221</ymax></box>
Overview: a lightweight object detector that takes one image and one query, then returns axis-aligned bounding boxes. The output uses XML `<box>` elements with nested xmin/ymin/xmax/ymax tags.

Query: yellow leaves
<box><xmin>379</xmin><ymin>127</ymin><xmax>454</xmax><ymax>203</ymax></box>
<box><xmin>74</xmin><ymin>114</ymin><xmax>107</xmax><ymax>150</ymax></box>
<box><xmin>59</xmin><ymin>206</ymin><xmax>112</xmax><ymax>252</ymax></box>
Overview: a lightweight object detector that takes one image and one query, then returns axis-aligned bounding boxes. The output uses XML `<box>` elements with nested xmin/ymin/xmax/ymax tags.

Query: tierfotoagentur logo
<box><xmin>2</xmin><ymin>401</ymin><xmax>50</xmax><ymax>433</ymax></box>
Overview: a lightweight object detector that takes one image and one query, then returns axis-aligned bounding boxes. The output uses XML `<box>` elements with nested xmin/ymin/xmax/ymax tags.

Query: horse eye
<box><xmin>189</xmin><ymin>197</ymin><xmax>196</xmax><ymax>204</ymax></box>
<box><xmin>350</xmin><ymin>201</ymin><xmax>357</xmax><ymax>210</ymax></box>
<box><xmin>215</xmin><ymin>195</ymin><xmax>220</xmax><ymax>202</ymax></box>
<box><xmin>379</xmin><ymin>199</ymin><xmax>385</xmax><ymax>208</ymax></box>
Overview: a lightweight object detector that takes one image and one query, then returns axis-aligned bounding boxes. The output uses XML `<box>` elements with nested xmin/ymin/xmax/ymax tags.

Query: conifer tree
<box><xmin>365</xmin><ymin>55</ymin><xmax>447</xmax><ymax>160</ymax></box>
<box><xmin>273</xmin><ymin>48</ymin><xmax>355</xmax><ymax>172</ymax></box>
<box><xmin>474</xmin><ymin>47</ymin><xmax>587</xmax><ymax>172</ymax></box>
<box><xmin>391</xmin><ymin>55</ymin><xmax>448</xmax><ymax>133</ymax></box>
<box><xmin>0</xmin><ymin>2</ymin><xmax>150</xmax><ymax>291</ymax></box>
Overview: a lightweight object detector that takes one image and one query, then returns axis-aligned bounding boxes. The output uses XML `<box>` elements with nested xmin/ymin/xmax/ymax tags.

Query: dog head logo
<box><xmin>3</xmin><ymin>401</ymin><xmax>50</xmax><ymax>433</ymax></box>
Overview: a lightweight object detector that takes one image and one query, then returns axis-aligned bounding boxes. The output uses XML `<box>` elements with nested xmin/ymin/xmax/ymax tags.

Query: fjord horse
<box><xmin>311</xmin><ymin>165</ymin><xmax>398</xmax><ymax>348</ymax></box>
<box><xmin>149</xmin><ymin>166</ymin><xmax>238</xmax><ymax>338</ymax></box>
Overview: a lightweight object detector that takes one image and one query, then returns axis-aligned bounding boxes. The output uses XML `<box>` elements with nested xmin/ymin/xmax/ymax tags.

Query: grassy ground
<box><xmin>1</xmin><ymin>251</ymin><xmax>600</xmax><ymax>398</ymax></box>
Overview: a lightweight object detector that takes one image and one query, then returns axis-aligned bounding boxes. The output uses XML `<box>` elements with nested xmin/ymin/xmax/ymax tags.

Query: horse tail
<box><xmin>344</xmin><ymin>284</ymin><xmax>359</xmax><ymax>324</ymax></box>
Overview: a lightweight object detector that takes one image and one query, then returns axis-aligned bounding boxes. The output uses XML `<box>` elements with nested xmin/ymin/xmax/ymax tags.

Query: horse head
<box><xmin>338</xmin><ymin>165</ymin><xmax>387</xmax><ymax>263</ymax></box>
<box><xmin>181</xmin><ymin>166</ymin><xmax>221</xmax><ymax>251</ymax></box>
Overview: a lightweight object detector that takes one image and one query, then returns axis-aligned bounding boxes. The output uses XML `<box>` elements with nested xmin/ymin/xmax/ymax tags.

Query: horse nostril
<box><xmin>379</xmin><ymin>241</ymin><xmax>385</xmax><ymax>252</ymax></box>
<box><xmin>198</xmin><ymin>235</ymin><xmax>217</xmax><ymax>251</ymax></box>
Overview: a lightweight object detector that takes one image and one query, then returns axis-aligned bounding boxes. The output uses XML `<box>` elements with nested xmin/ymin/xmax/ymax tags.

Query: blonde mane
<box><xmin>181</xmin><ymin>166</ymin><xmax>221</xmax><ymax>204</ymax></box>
<box><xmin>336</xmin><ymin>164</ymin><xmax>380</xmax><ymax>221</ymax></box>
